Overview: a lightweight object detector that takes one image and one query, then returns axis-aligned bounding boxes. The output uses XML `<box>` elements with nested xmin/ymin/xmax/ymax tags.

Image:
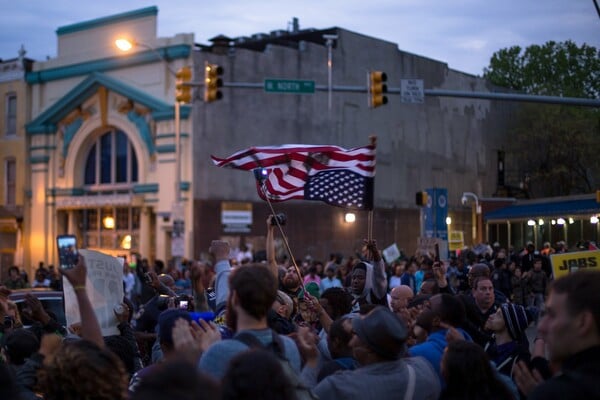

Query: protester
<box><xmin>484</xmin><ymin>303</ymin><xmax>531</xmax><ymax>379</ymax></box>
<box><xmin>440</xmin><ymin>341</ymin><xmax>516</xmax><ymax>400</ymax></box>
<box><xmin>316</xmin><ymin>315</ymin><xmax>358</xmax><ymax>382</ymax></box>
<box><xmin>221</xmin><ymin>349</ymin><xmax>297</xmax><ymax>400</ymax></box>
<box><xmin>320</xmin><ymin>264</ymin><xmax>343</xmax><ymax>293</ymax></box>
<box><xmin>348</xmin><ymin>239</ymin><xmax>388</xmax><ymax>312</ymax></box>
<box><xmin>4</xmin><ymin>266</ymin><xmax>28</xmax><ymax>289</ymax></box>
<box><xmin>197</xmin><ymin>263</ymin><xmax>302</xmax><ymax>379</ymax></box>
<box><xmin>131</xmin><ymin>359</ymin><xmax>220</xmax><ymax>400</ymax></box>
<box><xmin>409</xmin><ymin>293</ymin><xmax>472</xmax><ymax>384</ymax></box>
<box><xmin>34</xmin><ymin>255</ymin><xmax>129</xmax><ymax>400</ymax></box>
<box><xmin>299</xmin><ymin>306</ymin><xmax>440</xmax><ymax>399</ymax></box>
<box><xmin>514</xmin><ymin>271</ymin><xmax>600</xmax><ymax>399</ymax></box>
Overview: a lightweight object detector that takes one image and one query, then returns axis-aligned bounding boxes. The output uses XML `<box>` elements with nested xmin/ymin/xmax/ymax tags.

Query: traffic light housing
<box><xmin>175</xmin><ymin>66</ymin><xmax>192</xmax><ymax>103</ymax></box>
<box><xmin>204</xmin><ymin>62</ymin><xmax>224</xmax><ymax>103</ymax></box>
<box><xmin>369</xmin><ymin>71</ymin><xmax>388</xmax><ymax>108</ymax></box>
<box><xmin>416</xmin><ymin>191</ymin><xmax>428</xmax><ymax>206</ymax></box>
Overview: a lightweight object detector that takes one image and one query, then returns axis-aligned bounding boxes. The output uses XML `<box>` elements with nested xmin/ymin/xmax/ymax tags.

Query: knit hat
<box><xmin>2</xmin><ymin>329</ymin><xmax>40</xmax><ymax>365</ymax></box>
<box><xmin>158</xmin><ymin>309</ymin><xmax>192</xmax><ymax>346</ymax></box>
<box><xmin>500</xmin><ymin>303</ymin><xmax>530</xmax><ymax>340</ymax></box>
<box><xmin>304</xmin><ymin>282</ymin><xmax>321</xmax><ymax>299</ymax></box>
<box><xmin>351</xmin><ymin>306</ymin><xmax>408</xmax><ymax>360</ymax></box>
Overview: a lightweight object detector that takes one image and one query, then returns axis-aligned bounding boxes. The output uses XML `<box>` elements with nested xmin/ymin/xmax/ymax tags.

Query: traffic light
<box><xmin>416</xmin><ymin>191</ymin><xmax>428</xmax><ymax>206</ymax></box>
<box><xmin>175</xmin><ymin>66</ymin><xmax>192</xmax><ymax>103</ymax></box>
<box><xmin>204</xmin><ymin>62</ymin><xmax>224</xmax><ymax>103</ymax></box>
<box><xmin>369</xmin><ymin>71</ymin><xmax>388</xmax><ymax>108</ymax></box>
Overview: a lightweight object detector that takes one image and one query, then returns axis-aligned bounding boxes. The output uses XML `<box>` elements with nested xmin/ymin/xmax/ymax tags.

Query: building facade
<box><xmin>25</xmin><ymin>7</ymin><xmax>194</xmax><ymax>272</ymax></box>
<box><xmin>20</xmin><ymin>7</ymin><xmax>518</xmax><ymax>272</ymax></box>
<box><xmin>0</xmin><ymin>49</ymin><xmax>31</xmax><ymax>280</ymax></box>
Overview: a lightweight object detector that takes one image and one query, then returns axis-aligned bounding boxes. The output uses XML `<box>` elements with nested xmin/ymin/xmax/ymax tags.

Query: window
<box><xmin>5</xmin><ymin>93</ymin><xmax>16</xmax><ymax>136</ymax></box>
<box><xmin>5</xmin><ymin>158</ymin><xmax>16</xmax><ymax>206</ymax></box>
<box><xmin>84</xmin><ymin>129</ymin><xmax>138</xmax><ymax>188</ymax></box>
<box><xmin>81</xmin><ymin>129</ymin><xmax>140</xmax><ymax>251</ymax></box>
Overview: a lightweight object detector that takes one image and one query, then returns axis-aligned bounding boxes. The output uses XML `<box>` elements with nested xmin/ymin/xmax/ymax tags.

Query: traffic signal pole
<box><xmin>198</xmin><ymin>81</ymin><xmax>600</xmax><ymax>108</ymax></box>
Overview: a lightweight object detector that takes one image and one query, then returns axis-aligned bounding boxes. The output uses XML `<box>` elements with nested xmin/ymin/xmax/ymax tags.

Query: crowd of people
<box><xmin>0</xmin><ymin>215</ymin><xmax>598</xmax><ymax>399</ymax></box>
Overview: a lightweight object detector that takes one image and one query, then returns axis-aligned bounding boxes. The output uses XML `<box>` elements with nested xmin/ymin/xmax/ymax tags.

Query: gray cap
<box><xmin>352</xmin><ymin>306</ymin><xmax>408</xmax><ymax>360</ymax></box>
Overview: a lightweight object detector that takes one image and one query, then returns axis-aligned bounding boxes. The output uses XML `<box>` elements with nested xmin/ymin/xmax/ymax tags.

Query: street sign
<box><xmin>264</xmin><ymin>79</ymin><xmax>315</xmax><ymax>94</ymax></box>
<box><xmin>401</xmin><ymin>79</ymin><xmax>424</xmax><ymax>103</ymax></box>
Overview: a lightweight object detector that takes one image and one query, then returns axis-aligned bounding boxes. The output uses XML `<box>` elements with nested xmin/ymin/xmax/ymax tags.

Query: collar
<box><xmin>561</xmin><ymin>345</ymin><xmax>600</xmax><ymax>371</ymax></box>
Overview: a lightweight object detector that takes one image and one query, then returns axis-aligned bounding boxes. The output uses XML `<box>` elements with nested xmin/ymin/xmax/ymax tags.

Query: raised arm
<box><xmin>60</xmin><ymin>255</ymin><xmax>104</xmax><ymax>348</ymax></box>
<box><xmin>365</xmin><ymin>239</ymin><xmax>387</xmax><ymax>299</ymax></box>
<box><xmin>266</xmin><ymin>215</ymin><xmax>279</xmax><ymax>279</ymax></box>
<box><xmin>210</xmin><ymin>240</ymin><xmax>232</xmax><ymax>312</ymax></box>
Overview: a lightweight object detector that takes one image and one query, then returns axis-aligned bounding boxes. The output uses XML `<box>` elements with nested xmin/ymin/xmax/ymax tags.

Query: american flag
<box><xmin>211</xmin><ymin>144</ymin><xmax>375</xmax><ymax>210</ymax></box>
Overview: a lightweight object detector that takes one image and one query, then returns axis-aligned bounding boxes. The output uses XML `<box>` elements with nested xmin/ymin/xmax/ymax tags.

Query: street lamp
<box><xmin>344</xmin><ymin>212</ymin><xmax>356</xmax><ymax>223</ymax></box>
<box><xmin>461</xmin><ymin>192</ymin><xmax>481</xmax><ymax>244</ymax></box>
<box><xmin>115</xmin><ymin>37</ymin><xmax>185</xmax><ymax>261</ymax></box>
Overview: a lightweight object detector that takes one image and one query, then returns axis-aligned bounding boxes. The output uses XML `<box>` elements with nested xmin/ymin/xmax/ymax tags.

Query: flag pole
<box><xmin>259</xmin><ymin>183</ymin><xmax>307</xmax><ymax>295</ymax></box>
<box><xmin>367</xmin><ymin>135</ymin><xmax>377</xmax><ymax>241</ymax></box>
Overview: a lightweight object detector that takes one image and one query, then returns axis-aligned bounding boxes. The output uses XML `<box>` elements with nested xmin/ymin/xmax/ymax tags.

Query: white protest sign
<box><xmin>382</xmin><ymin>243</ymin><xmax>401</xmax><ymax>264</ymax></box>
<box><xmin>63</xmin><ymin>249</ymin><xmax>124</xmax><ymax>336</ymax></box>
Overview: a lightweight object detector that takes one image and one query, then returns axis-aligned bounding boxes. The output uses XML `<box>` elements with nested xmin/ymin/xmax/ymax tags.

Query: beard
<box><xmin>225</xmin><ymin>295</ymin><xmax>237</xmax><ymax>332</ymax></box>
<box><xmin>283</xmin><ymin>276</ymin><xmax>299</xmax><ymax>290</ymax></box>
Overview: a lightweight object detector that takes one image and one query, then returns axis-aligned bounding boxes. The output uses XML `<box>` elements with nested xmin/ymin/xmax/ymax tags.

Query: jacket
<box><xmin>529</xmin><ymin>345</ymin><xmax>600</xmax><ymax>400</ymax></box>
<box><xmin>306</xmin><ymin>356</ymin><xmax>440</xmax><ymax>400</ymax></box>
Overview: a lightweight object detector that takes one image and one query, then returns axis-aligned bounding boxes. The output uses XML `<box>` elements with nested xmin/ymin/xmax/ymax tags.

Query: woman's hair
<box><xmin>441</xmin><ymin>341</ymin><xmax>514</xmax><ymax>400</ymax></box>
<box><xmin>38</xmin><ymin>339</ymin><xmax>128</xmax><ymax>400</ymax></box>
<box><xmin>6</xmin><ymin>301</ymin><xmax>23</xmax><ymax>328</ymax></box>
<box><xmin>130</xmin><ymin>358</ymin><xmax>220</xmax><ymax>400</ymax></box>
<box><xmin>221</xmin><ymin>349</ymin><xmax>296</xmax><ymax>400</ymax></box>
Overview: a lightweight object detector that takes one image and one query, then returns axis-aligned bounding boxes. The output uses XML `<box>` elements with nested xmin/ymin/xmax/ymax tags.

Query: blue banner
<box><xmin>423</xmin><ymin>188</ymin><xmax>448</xmax><ymax>240</ymax></box>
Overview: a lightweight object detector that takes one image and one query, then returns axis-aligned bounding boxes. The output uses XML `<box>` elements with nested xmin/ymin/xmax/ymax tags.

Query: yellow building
<box><xmin>25</xmin><ymin>7</ymin><xmax>194</xmax><ymax>270</ymax></box>
<box><xmin>0</xmin><ymin>48</ymin><xmax>31</xmax><ymax>279</ymax></box>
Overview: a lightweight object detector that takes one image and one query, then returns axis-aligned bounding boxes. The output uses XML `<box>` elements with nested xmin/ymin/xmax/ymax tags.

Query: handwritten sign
<box><xmin>63</xmin><ymin>249</ymin><xmax>124</xmax><ymax>336</ymax></box>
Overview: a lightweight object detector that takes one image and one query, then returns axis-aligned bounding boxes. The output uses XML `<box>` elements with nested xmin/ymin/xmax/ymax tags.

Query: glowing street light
<box><xmin>115</xmin><ymin>38</ymin><xmax>134</xmax><ymax>52</ymax></box>
<box><xmin>344</xmin><ymin>212</ymin><xmax>356</xmax><ymax>223</ymax></box>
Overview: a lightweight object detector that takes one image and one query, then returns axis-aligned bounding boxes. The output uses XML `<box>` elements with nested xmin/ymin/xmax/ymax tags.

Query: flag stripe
<box><xmin>213</xmin><ymin>144</ymin><xmax>376</xmax><ymax>209</ymax></box>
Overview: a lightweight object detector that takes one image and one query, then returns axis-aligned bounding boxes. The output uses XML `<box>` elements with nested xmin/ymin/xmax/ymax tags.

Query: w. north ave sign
<box><xmin>264</xmin><ymin>79</ymin><xmax>315</xmax><ymax>94</ymax></box>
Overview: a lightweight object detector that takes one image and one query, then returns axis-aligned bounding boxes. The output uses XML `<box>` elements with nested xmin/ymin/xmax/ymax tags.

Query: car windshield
<box><xmin>14</xmin><ymin>295</ymin><xmax>66</xmax><ymax>328</ymax></box>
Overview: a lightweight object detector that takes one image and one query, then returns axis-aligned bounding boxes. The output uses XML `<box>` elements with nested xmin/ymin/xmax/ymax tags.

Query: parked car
<box><xmin>8</xmin><ymin>288</ymin><xmax>66</xmax><ymax>328</ymax></box>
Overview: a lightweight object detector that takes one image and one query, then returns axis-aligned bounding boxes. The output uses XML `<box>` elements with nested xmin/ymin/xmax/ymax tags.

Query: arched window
<box><xmin>80</xmin><ymin>128</ymin><xmax>141</xmax><ymax>251</ymax></box>
<box><xmin>84</xmin><ymin>129</ymin><xmax>138</xmax><ymax>188</ymax></box>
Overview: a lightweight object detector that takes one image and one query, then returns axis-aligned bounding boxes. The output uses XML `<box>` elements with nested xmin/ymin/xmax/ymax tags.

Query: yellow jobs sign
<box><xmin>550</xmin><ymin>250</ymin><xmax>600</xmax><ymax>279</ymax></box>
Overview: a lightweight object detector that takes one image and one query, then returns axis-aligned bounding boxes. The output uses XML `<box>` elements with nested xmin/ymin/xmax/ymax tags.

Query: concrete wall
<box><xmin>189</xmin><ymin>28</ymin><xmax>516</xmax><ymax>260</ymax></box>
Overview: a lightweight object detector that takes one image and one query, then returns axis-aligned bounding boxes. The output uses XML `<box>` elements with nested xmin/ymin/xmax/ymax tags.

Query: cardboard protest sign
<box><xmin>550</xmin><ymin>250</ymin><xmax>599</xmax><ymax>280</ymax></box>
<box><xmin>382</xmin><ymin>243</ymin><xmax>401</xmax><ymax>264</ymax></box>
<box><xmin>63</xmin><ymin>249</ymin><xmax>124</xmax><ymax>336</ymax></box>
<box><xmin>416</xmin><ymin>237</ymin><xmax>448</xmax><ymax>261</ymax></box>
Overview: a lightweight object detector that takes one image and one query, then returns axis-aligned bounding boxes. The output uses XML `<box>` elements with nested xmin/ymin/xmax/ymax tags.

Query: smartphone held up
<box><xmin>57</xmin><ymin>234</ymin><xmax>78</xmax><ymax>269</ymax></box>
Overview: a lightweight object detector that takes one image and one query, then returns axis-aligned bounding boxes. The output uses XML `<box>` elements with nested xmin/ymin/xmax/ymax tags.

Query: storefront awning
<box><xmin>485</xmin><ymin>196</ymin><xmax>600</xmax><ymax>222</ymax></box>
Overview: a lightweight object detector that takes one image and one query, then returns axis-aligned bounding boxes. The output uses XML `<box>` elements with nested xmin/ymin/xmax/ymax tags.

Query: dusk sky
<box><xmin>0</xmin><ymin>0</ymin><xmax>598</xmax><ymax>76</ymax></box>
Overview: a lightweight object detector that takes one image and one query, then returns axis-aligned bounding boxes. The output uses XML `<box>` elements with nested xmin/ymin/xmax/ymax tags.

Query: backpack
<box><xmin>234</xmin><ymin>330</ymin><xmax>318</xmax><ymax>400</ymax></box>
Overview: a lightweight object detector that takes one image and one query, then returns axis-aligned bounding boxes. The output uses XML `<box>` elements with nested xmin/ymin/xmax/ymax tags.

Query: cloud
<box><xmin>0</xmin><ymin>0</ymin><xmax>598</xmax><ymax>75</ymax></box>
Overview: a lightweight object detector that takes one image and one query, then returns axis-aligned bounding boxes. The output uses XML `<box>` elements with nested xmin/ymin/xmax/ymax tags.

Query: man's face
<box><xmin>390</xmin><ymin>287</ymin><xmax>413</xmax><ymax>312</ymax></box>
<box><xmin>351</xmin><ymin>269</ymin><xmax>366</xmax><ymax>294</ymax></box>
<box><xmin>533</xmin><ymin>261</ymin><xmax>542</xmax><ymax>271</ymax></box>
<box><xmin>472</xmin><ymin>279</ymin><xmax>495</xmax><ymax>311</ymax></box>
<box><xmin>537</xmin><ymin>291</ymin><xmax>579</xmax><ymax>363</ymax></box>
<box><xmin>282</xmin><ymin>267</ymin><xmax>300</xmax><ymax>290</ymax></box>
<box><xmin>349</xmin><ymin>324</ymin><xmax>371</xmax><ymax>365</ymax></box>
<box><xmin>408</xmin><ymin>263</ymin><xmax>417</xmax><ymax>274</ymax></box>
